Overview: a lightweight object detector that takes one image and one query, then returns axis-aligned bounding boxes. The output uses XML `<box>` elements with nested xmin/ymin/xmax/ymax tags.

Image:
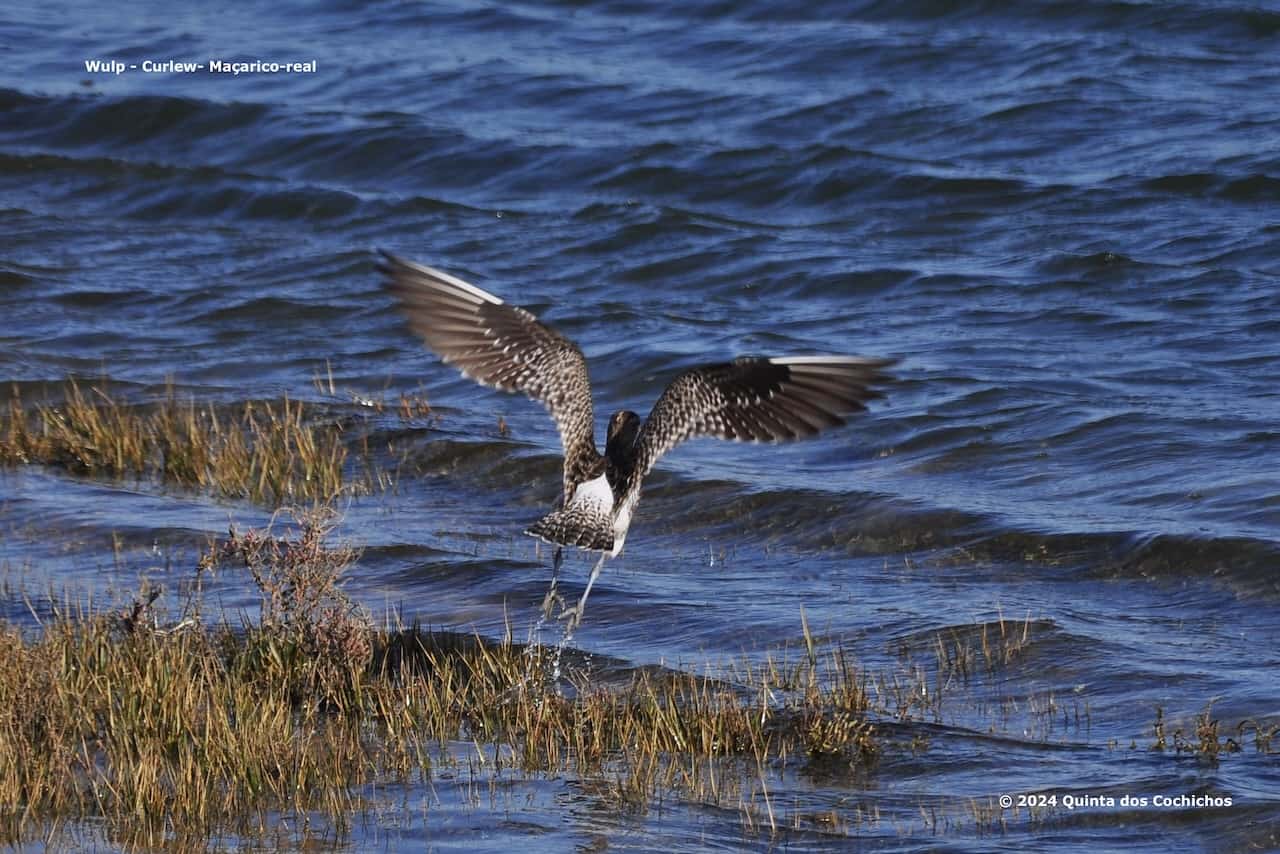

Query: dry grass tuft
<box><xmin>1</xmin><ymin>380</ymin><xmax>376</xmax><ymax>504</ymax></box>
<box><xmin>202</xmin><ymin>507</ymin><xmax>373</xmax><ymax>707</ymax></box>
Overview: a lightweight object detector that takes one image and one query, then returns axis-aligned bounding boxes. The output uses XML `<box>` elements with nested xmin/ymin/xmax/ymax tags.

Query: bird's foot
<box><xmin>557</xmin><ymin>602</ymin><xmax>584</xmax><ymax>631</ymax></box>
<box><xmin>541</xmin><ymin>586</ymin><xmax>565</xmax><ymax>620</ymax></box>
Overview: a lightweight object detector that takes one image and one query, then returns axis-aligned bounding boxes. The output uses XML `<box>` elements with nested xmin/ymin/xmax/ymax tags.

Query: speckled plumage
<box><xmin>632</xmin><ymin>356</ymin><xmax>892</xmax><ymax>481</ymax></box>
<box><xmin>379</xmin><ymin>252</ymin><xmax>895</xmax><ymax>560</ymax></box>
<box><xmin>378</xmin><ymin>252</ymin><xmax>602</xmax><ymax>503</ymax></box>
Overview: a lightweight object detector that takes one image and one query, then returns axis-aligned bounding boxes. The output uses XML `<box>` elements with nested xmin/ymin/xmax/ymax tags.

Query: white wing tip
<box><xmin>379</xmin><ymin>251</ymin><xmax>505</xmax><ymax>305</ymax></box>
<box><xmin>769</xmin><ymin>355</ymin><xmax>895</xmax><ymax>366</ymax></box>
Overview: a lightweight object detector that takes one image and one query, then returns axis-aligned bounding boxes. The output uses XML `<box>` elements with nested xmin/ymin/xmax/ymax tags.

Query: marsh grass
<box><xmin>869</xmin><ymin>611</ymin><xmax>1046</xmax><ymax>727</ymax></box>
<box><xmin>1150</xmin><ymin>702</ymin><xmax>1268</xmax><ymax>759</ymax></box>
<box><xmin>0</xmin><ymin>510</ymin><xmax>880</xmax><ymax>847</ymax></box>
<box><xmin>1</xmin><ymin>380</ymin><xmax>379</xmax><ymax>504</ymax></box>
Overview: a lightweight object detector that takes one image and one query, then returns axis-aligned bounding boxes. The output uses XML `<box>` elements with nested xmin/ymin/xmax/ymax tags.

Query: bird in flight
<box><xmin>379</xmin><ymin>252</ymin><xmax>894</xmax><ymax>628</ymax></box>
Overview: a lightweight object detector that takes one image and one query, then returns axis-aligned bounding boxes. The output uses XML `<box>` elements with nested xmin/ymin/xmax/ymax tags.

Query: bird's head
<box><xmin>606</xmin><ymin>410</ymin><xmax>641</xmax><ymax>460</ymax></box>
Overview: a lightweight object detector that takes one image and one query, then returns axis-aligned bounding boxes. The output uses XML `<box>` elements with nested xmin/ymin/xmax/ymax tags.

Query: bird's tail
<box><xmin>525</xmin><ymin>506</ymin><xmax>614</xmax><ymax>553</ymax></box>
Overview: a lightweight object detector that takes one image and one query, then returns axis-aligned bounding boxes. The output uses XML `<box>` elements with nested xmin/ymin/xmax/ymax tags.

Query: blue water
<box><xmin>2</xmin><ymin>0</ymin><xmax>1279</xmax><ymax>850</ymax></box>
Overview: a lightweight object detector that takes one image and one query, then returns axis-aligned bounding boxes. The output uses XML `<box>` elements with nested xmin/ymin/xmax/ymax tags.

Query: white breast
<box><xmin>569</xmin><ymin>472</ymin><xmax>640</xmax><ymax>557</ymax></box>
<box><xmin>609</xmin><ymin>491</ymin><xmax>640</xmax><ymax>557</ymax></box>
<box><xmin>571</xmin><ymin>472</ymin><xmax>613</xmax><ymax>513</ymax></box>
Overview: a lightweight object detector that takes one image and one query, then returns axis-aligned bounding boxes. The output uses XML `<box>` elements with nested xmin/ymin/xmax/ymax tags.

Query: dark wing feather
<box><xmin>378</xmin><ymin>251</ymin><xmax>601</xmax><ymax>497</ymax></box>
<box><xmin>633</xmin><ymin>355</ymin><xmax>895</xmax><ymax>479</ymax></box>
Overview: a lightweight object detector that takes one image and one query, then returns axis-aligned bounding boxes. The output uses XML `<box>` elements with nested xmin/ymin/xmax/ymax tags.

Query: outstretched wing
<box><xmin>378</xmin><ymin>251</ymin><xmax>601</xmax><ymax>497</ymax></box>
<box><xmin>633</xmin><ymin>355</ymin><xmax>895</xmax><ymax>479</ymax></box>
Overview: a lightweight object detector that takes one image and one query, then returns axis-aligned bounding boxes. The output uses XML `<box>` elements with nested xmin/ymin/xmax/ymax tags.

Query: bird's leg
<box><xmin>541</xmin><ymin>547</ymin><xmax>565</xmax><ymax>619</ymax></box>
<box><xmin>562</xmin><ymin>552</ymin><xmax>607</xmax><ymax>631</ymax></box>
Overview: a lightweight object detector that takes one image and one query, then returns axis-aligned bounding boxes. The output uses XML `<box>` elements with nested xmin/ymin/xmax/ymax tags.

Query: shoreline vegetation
<box><xmin>1</xmin><ymin>379</ymin><xmax>412</xmax><ymax>505</ymax></box>
<box><xmin>0</xmin><ymin>510</ymin><xmax>879</xmax><ymax>848</ymax></box>
<box><xmin>0</xmin><ymin>381</ymin><xmax>886</xmax><ymax>846</ymax></box>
